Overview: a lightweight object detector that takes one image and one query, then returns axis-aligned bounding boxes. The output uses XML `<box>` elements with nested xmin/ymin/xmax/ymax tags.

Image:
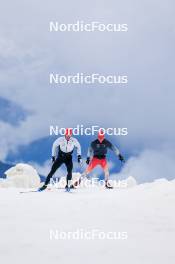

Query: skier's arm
<box><xmin>107</xmin><ymin>140</ymin><xmax>120</xmax><ymax>156</ymax></box>
<box><xmin>73</xmin><ymin>138</ymin><xmax>81</xmax><ymax>156</ymax></box>
<box><xmin>87</xmin><ymin>144</ymin><xmax>93</xmax><ymax>158</ymax></box>
<box><xmin>51</xmin><ymin>138</ymin><xmax>61</xmax><ymax>158</ymax></box>
<box><xmin>107</xmin><ymin>140</ymin><xmax>125</xmax><ymax>162</ymax></box>
<box><xmin>86</xmin><ymin>144</ymin><xmax>93</xmax><ymax>164</ymax></box>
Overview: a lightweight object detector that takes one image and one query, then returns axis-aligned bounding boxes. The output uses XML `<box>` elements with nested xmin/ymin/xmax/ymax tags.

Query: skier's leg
<box><xmin>38</xmin><ymin>159</ymin><xmax>63</xmax><ymax>191</ymax></box>
<box><xmin>81</xmin><ymin>157</ymin><xmax>98</xmax><ymax>178</ymax></box>
<box><xmin>45</xmin><ymin>158</ymin><xmax>63</xmax><ymax>185</ymax></box>
<box><xmin>81</xmin><ymin>168</ymin><xmax>90</xmax><ymax>178</ymax></box>
<box><xmin>74</xmin><ymin>158</ymin><xmax>96</xmax><ymax>187</ymax></box>
<box><xmin>99</xmin><ymin>158</ymin><xmax>109</xmax><ymax>180</ymax></box>
<box><xmin>104</xmin><ymin>167</ymin><xmax>111</xmax><ymax>184</ymax></box>
<box><xmin>74</xmin><ymin>158</ymin><xmax>99</xmax><ymax>187</ymax></box>
<box><xmin>100</xmin><ymin>159</ymin><xmax>113</xmax><ymax>188</ymax></box>
<box><xmin>65</xmin><ymin>157</ymin><xmax>73</xmax><ymax>187</ymax></box>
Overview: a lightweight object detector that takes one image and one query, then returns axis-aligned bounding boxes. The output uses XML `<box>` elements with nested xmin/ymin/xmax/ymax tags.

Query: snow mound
<box><xmin>124</xmin><ymin>176</ymin><xmax>137</xmax><ymax>187</ymax></box>
<box><xmin>108</xmin><ymin>173</ymin><xmax>137</xmax><ymax>188</ymax></box>
<box><xmin>0</xmin><ymin>163</ymin><xmax>40</xmax><ymax>188</ymax></box>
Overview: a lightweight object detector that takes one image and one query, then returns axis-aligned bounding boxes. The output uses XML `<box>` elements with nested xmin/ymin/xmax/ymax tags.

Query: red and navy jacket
<box><xmin>87</xmin><ymin>139</ymin><xmax>120</xmax><ymax>159</ymax></box>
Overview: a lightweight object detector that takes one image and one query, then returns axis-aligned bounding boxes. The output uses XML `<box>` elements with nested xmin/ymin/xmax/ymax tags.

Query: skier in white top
<box><xmin>39</xmin><ymin>128</ymin><xmax>82</xmax><ymax>191</ymax></box>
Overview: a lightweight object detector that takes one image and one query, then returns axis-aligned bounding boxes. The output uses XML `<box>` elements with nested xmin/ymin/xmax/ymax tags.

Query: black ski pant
<box><xmin>44</xmin><ymin>155</ymin><xmax>73</xmax><ymax>186</ymax></box>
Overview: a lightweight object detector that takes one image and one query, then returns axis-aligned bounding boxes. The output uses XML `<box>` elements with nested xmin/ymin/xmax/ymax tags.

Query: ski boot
<box><xmin>105</xmin><ymin>181</ymin><xmax>113</xmax><ymax>189</ymax></box>
<box><xmin>38</xmin><ymin>184</ymin><xmax>47</xmax><ymax>192</ymax></box>
<box><xmin>65</xmin><ymin>184</ymin><xmax>75</xmax><ymax>192</ymax></box>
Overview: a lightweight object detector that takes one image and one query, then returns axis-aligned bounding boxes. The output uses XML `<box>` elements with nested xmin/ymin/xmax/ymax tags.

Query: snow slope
<box><xmin>0</xmin><ymin>179</ymin><xmax>175</xmax><ymax>264</ymax></box>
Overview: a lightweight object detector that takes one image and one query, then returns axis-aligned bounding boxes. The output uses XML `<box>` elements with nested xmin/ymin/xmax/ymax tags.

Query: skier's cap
<box><xmin>65</xmin><ymin>128</ymin><xmax>73</xmax><ymax>137</ymax></box>
<box><xmin>98</xmin><ymin>129</ymin><xmax>105</xmax><ymax>141</ymax></box>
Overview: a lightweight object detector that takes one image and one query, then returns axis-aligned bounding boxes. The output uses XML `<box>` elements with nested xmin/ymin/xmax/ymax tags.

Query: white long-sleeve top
<box><xmin>52</xmin><ymin>137</ymin><xmax>81</xmax><ymax>158</ymax></box>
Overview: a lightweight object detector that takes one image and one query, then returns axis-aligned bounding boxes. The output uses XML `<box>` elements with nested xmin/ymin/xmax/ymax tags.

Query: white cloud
<box><xmin>0</xmin><ymin>0</ymin><xmax>175</xmax><ymax>183</ymax></box>
<box><xmin>112</xmin><ymin>148</ymin><xmax>175</xmax><ymax>183</ymax></box>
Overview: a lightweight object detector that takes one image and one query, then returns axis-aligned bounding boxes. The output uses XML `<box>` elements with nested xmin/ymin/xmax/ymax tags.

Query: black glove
<box><xmin>86</xmin><ymin>157</ymin><xmax>90</xmax><ymax>164</ymax></box>
<box><xmin>118</xmin><ymin>154</ymin><xmax>125</xmax><ymax>162</ymax></box>
<box><xmin>77</xmin><ymin>155</ymin><xmax>82</xmax><ymax>163</ymax></box>
<box><xmin>52</xmin><ymin>156</ymin><xmax>55</xmax><ymax>163</ymax></box>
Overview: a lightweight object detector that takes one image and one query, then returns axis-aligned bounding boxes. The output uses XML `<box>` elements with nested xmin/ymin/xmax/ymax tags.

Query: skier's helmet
<box><xmin>98</xmin><ymin>129</ymin><xmax>105</xmax><ymax>143</ymax></box>
<box><xmin>65</xmin><ymin>128</ymin><xmax>73</xmax><ymax>140</ymax></box>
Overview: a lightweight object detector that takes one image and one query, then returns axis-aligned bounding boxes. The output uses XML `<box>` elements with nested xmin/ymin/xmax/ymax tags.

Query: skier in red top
<box><xmin>76</xmin><ymin>129</ymin><xmax>125</xmax><ymax>189</ymax></box>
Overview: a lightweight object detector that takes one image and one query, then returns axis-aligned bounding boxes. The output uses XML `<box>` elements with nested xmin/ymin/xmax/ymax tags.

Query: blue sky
<box><xmin>0</xmin><ymin>97</ymin><xmax>28</xmax><ymax>126</ymax></box>
<box><xmin>0</xmin><ymin>0</ymin><xmax>175</xmax><ymax>182</ymax></box>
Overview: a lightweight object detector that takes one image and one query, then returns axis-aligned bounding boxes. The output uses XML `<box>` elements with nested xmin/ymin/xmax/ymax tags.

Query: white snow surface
<box><xmin>0</xmin><ymin>178</ymin><xmax>175</xmax><ymax>264</ymax></box>
<box><xmin>0</xmin><ymin>163</ymin><xmax>40</xmax><ymax>188</ymax></box>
